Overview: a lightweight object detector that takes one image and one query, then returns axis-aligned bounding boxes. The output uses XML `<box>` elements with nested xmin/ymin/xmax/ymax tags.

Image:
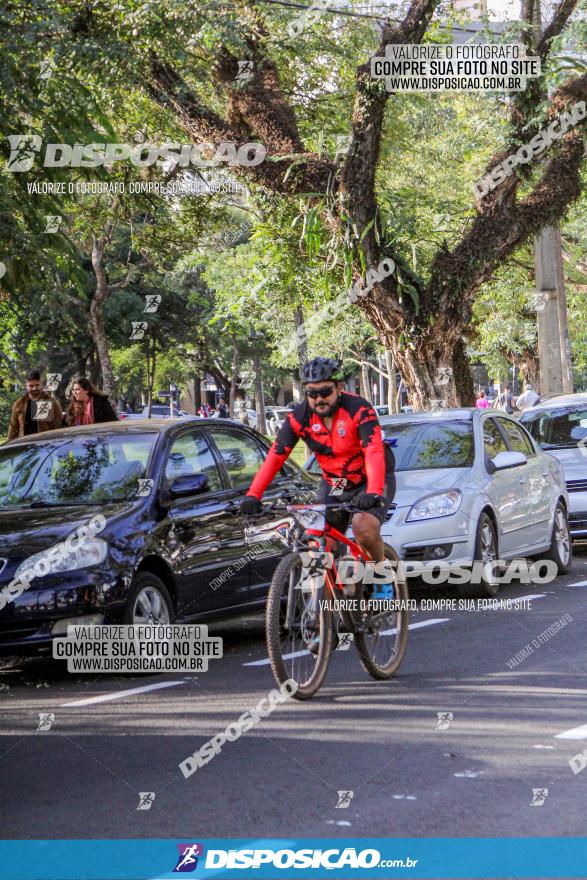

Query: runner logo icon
<box><xmin>173</xmin><ymin>843</ymin><xmax>204</xmax><ymax>872</ymax></box>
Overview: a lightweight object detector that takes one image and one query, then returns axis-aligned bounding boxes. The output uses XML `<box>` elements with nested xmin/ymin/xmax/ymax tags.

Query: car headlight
<box><xmin>15</xmin><ymin>539</ymin><xmax>108</xmax><ymax>579</ymax></box>
<box><xmin>406</xmin><ymin>490</ymin><xmax>462</xmax><ymax>522</ymax></box>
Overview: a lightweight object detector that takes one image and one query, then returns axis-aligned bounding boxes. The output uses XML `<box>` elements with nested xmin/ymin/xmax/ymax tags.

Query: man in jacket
<box><xmin>516</xmin><ymin>383</ymin><xmax>540</xmax><ymax>412</ymax></box>
<box><xmin>7</xmin><ymin>370</ymin><xmax>63</xmax><ymax>440</ymax></box>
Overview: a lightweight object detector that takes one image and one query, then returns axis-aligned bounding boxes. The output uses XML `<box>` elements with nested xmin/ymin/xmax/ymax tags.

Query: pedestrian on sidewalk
<box><xmin>497</xmin><ymin>385</ymin><xmax>515</xmax><ymax>414</ymax></box>
<box><xmin>516</xmin><ymin>383</ymin><xmax>540</xmax><ymax>412</ymax></box>
<box><xmin>65</xmin><ymin>377</ymin><xmax>118</xmax><ymax>426</ymax></box>
<box><xmin>476</xmin><ymin>390</ymin><xmax>490</xmax><ymax>409</ymax></box>
<box><xmin>7</xmin><ymin>369</ymin><xmax>63</xmax><ymax>440</ymax></box>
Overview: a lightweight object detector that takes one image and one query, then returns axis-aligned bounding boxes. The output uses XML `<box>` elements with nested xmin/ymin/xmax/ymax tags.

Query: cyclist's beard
<box><xmin>313</xmin><ymin>393</ymin><xmax>340</xmax><ymax>418</ymax></box>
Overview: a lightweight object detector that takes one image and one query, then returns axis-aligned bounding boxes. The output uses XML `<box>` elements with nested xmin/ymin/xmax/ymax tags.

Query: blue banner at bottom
<box><xmin>0</xmin><ymin>838</ymin><xmax>584</xmax><ymax>880</ymax></box>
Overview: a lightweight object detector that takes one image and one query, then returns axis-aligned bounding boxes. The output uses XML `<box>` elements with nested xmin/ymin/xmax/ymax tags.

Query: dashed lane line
<box><xmin>243</xmin><ymin>618</ymin><xmax>451</xmax><ymax>667</ymax></box>
<box><xmin>61</xmin><ymin>680</ymin><xmax>187</xmax><ymax>707</ymax></box>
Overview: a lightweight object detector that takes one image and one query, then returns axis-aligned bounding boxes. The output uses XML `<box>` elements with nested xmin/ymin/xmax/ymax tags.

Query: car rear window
<box><xmin>521</xmin><ymin>407</ymin><xmax>587</xmax><ymax>448</ymax></box>
<box><xmin>382</xmin><ymin>421</ymin><xmax>474</xmax><ymax>470</ymax></box>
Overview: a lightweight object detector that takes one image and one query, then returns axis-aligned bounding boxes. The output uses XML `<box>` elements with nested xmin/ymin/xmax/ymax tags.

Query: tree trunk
<box><xmin>89</xmin><ymin>300</ymin><xmax>116</xmax><ymax>398</ymax></box>
<box><xmin>383</xmin><ymin>332</ymin><xmax>475</xmax><ymax>411</ymax></box>
<box><xmin>252</xmin><ymin>350</ymin><xmax>266</xmax><ymax>434</ymax></box>
<box><xmin>90</xmin><ymin>232</ymin><xmax>116</xmax><ymax>399</ymax></box>
<box><xmin>293</xmin><ymin>305</ymin><xmax>308</xmax><ymax>368</ymax></box>
<box><xmin>193</xmin><ymin>373</ymin><xmax>202</xmax><ymax>411</ymax></box>
<box><xmin>145</xmin><ymin>338</ymin><xmax>156</xmax><ymax>417</ymax></box>
<box><xmin>229</xmin><ymin>335</ymin><xmax>239</xmax><ymax>417</ymax></box>
<box><xmin>360</xmin><ymin>362</ymin><xmax>372</xmax><ymax>403</ymax></box>
<box><xmin>384</xmin><ymin>348</ymin><xmax>398</xmax><ymax>413</ymax></box>
<box><xmin>514</xmin><ymin>349</ymin><xmax>539</xmax><ymax>389</ymax></box>
<box><xmin>74</xmin><ymin>347</ymin><xmax>87</xmax><ymax>378</ymax></box>
<box><xmin>88</xmin><ymin>349</ymin><xmax>99</xmax><ymax>386</ymax></box>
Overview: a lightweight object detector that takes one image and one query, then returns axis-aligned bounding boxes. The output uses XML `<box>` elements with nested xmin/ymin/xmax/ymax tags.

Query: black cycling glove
<box><xmin>241</xmin><ymin>495</ymin><xmax>262</xmax><ymax>515</ymax></box>
<box><xmin>355</xmin><ymin>492</ymin><xmax>383</xmax><ymax>511</ymax></box>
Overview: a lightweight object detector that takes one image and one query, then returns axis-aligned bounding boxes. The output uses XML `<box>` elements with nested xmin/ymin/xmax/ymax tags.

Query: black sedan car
<box><xmin>0</xmin><ymin>419</ymin><xmax>314</xmax><ymax>654</ymax></box>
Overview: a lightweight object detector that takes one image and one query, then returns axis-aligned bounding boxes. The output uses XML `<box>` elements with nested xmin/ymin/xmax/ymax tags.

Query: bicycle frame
<box><xmin>285</xmin><ymin>504</ymin><xmax>371</xmax><ymax>600</ymax></box>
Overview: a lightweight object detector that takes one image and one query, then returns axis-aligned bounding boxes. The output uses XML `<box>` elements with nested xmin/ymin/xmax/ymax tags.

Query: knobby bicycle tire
<box><xmin>265</xmin><ymin>551</ymin><xmax>334</xmax><ymax>700</ymax></box>
<box><xmin>354</xmin><ymin>544</ymin><xmax>409</xmax><ymax>680</ymax></box>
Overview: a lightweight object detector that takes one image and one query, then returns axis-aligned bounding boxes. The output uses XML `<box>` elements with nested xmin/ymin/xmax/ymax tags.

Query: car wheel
<box><xmin>543</xmin><ymin>502</ymin><xmax>572</xmax><ymax>575</ymax></box>
<box><xmin>123</xmin><ymin>572</ymin><xmax>174</xmax><ymax>625</ymax></box>
<box><xmin>459</xmin><ymin>512</ymin><xmax>499</xmax><ymax>599</ymax></box>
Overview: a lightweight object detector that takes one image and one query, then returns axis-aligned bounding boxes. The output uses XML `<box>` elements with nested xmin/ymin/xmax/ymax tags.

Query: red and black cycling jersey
<box><xmin>247</xmin><ymin>391</ymin><xmax>394</xmax><ymax>499</ymax></box>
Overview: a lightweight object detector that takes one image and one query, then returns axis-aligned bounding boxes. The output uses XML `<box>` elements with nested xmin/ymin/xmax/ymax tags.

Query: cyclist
<box><xmin>240</xmin><ymin>357</ymin><xmax>396</xmax><ymax>598</ymax></box>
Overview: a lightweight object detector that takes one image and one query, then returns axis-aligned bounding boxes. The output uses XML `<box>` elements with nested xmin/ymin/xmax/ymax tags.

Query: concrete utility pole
<box><xmin>529</xmin><ymin>0</ymin><xmax>573</xmax><ymax>397</ymax></box>
<box><xmin>534</xmin><ymin>227</ymin><xmax>574</xmax><ymax>395</ymax></box>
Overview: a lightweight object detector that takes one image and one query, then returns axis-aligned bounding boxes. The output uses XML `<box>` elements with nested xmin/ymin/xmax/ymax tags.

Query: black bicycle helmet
<box><xmin>301</xmin><ymin>357</ymin><xmax>343</xmax><ymax>385</ymax></box>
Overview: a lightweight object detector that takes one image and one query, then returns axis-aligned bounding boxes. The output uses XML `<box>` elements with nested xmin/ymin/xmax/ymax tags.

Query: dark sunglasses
<box><xmin>306</xmin><ymin>385</ymin><xmax>336</xmax><ymax>400</ymax></box>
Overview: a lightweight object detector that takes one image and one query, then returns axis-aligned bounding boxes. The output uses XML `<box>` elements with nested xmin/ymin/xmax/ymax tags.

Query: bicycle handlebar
<box><xmin>259</xmin><ymin>498</ymin><xmax>396</xmax><ymax>515</ymax></box>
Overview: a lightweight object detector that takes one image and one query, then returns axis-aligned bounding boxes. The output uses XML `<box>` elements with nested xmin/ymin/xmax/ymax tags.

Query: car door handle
<box><xmin>225</xmin><ymin>501</ymin><xmax>241</xmax><ymax>516</ymax></box>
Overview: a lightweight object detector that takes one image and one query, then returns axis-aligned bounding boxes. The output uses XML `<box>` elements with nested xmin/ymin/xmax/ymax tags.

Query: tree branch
<box><xmin>341</xmin><ymin>0</ymin><xmax>441</xmax><ymax>322</ymax></box>
<box><xmin>537</xmin><ymin>0</ymin><xmax>578</xmax><ymax>59</ymax></box>
<box><xmin>146</xmin><ymin>54</ymin><xmax>333</xmax><ymax>194</ymax></box>
<box><xmin>429</xmin><ymin>84</ymin><xmax>586</xmax><ymax>335</ymax></box>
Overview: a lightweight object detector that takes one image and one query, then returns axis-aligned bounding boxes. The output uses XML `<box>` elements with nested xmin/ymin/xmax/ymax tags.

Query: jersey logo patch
<box><xmin>330</xmin><ymin>477</ymin><xmax>348</xmax><ymax>496</ymax></box>
<box><xmin>311</xmin><ymin>423</ymin><xmax>323</xmax><ymax>432</ymax></box>
<box><xmin>336</xmin><ymin>421</ymin><xmax>346</xmax><ymax>437</ymax></box>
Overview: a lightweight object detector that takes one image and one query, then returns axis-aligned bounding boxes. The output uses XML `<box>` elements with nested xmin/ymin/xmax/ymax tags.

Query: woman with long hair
<box><xmin>65</xmin><ymin>377</ymin><xmax>118</xmax><ymax>426</ymax></box>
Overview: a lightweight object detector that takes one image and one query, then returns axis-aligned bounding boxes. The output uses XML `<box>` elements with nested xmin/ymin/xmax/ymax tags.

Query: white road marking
<box><xmin>533</xmin><ymin>744</ymin><xmax>555</xmax><ymax>749</ymax></box>
<box><xmin>61</xmin><ymin>680</ymin><xmax>186</xmax><ymax>707</ymax></box>
<box><xmin>568</xmin><ymin>580</ymin><xmax>587</xmax><ymax>587</ymax></box>
<box><xmin>379</xmin><ymin>617</ymin><xmax>450</xmax><ymax>636</ymax></box>
<box><xmin>243</xmin><ymin>618</ymin><xmax>450</xmax><ymax>666</ymax></box>
<box><xmin>555</xmin><ymin>723</ymin><xmax>587</xmax><ymax>741</ymax></box>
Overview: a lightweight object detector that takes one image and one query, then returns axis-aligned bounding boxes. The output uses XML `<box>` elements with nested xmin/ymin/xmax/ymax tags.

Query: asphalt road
<box><xmin>1</xmin><ymin>552</ymin><xmax>587</xmax><ymax>843</ymax></box>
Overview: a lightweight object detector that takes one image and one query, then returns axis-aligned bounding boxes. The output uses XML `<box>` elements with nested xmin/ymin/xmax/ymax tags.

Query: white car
<box><xmin>520</xmin><ymin>393</ymin><xmax>587</xmax><ymax>539</ymax></box>
<box><xmin>376</xmin><ymin>409</ymin><xmax>571</xmax><ymax>595</ymax></box>
<box><xmin>265</xmin><ymin>407</ymin><xmax>293</xmax><ymax>436</ymax></box>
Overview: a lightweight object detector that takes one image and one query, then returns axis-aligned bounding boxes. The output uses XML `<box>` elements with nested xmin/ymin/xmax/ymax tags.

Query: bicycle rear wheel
<box><xmin>266</xmin><ymin>551</ymin><xmax>333</xmax><ymax>700</ymax></box>
<box><xmin>354</xmin><ymin>544</ymin><xmax>409</xmax><ymax>680</ymax></box>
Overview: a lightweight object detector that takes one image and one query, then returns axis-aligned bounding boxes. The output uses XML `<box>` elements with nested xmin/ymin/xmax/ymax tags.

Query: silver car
<box><xmin>520</xmin><ymin>393</ymin><xmax>587</xmax><ymax>539</ymax></box>
<box><xmin>266</xmin><ymin>407</ymin><xmax>293</xmax><ymax>436</ymax></box>
<box><xmin>378</xmin><ymin>408</ymin><xmax>570</xmax><ymax>594</ymax></box>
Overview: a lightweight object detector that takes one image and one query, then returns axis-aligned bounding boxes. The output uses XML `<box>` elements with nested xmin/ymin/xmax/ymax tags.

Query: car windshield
<box><xmin>0</xmin><ymin>433</ymin><xmax>157</xmax><ymax>508</ymax></box>
<box><xmin>382</xmin><ymin>420</ymin><xmax>474</xmax><ymax>470</ymax></box>
<box><xmin>521</xmin><ymin>407</ymin><xmax>587</xmax><ymax>448</ymax></box>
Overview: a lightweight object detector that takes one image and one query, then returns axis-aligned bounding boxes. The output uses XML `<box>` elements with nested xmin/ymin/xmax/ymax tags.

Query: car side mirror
<box><xmin>490</xmin><ymin>451</ymin><xmax>527</xmax><ymax>472</ymax></box>
<box><xmin>169</xmin><ymin>473</ymin><xmax>209</xmax><ymax>498</ymax></box>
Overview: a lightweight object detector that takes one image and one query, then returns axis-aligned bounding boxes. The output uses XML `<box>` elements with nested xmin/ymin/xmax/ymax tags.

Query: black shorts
<box><xmin>316</xmin><ymin>474</ymin><xmax>396</xmax><ymax>533</ymax></box>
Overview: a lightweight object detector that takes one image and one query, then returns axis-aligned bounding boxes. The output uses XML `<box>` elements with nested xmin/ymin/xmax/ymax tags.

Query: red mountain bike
<box><xmin>264</xmin><ymin>502</ymin><xmax>409</xmax><ymax>699</ymax></box>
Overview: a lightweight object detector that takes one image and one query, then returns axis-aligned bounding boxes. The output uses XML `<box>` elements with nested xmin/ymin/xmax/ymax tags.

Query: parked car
<box><xmin>228</xmin><ymin>409</ymin><xmax>258</xmax><ymax>429</ymax></box>
<box><xmin>0</xmin><ymin>419</ymin><xmax>314</xmax><ymax>655</ymax></box>
<box><xmin>140</xmin><ymin>405</ymin><xmax>190</xmax><ymax>418</ymax></box>
<box><xmin>380</xmin><ymin>409</ymin><xmax>570</xmax><ymax>592</ymax></box>
<box><xmin>520</xmin><ymin>393</ymin><xmax>587</xmax><ymax>539</ymax></box>
<box><xmin>265</xmin><ymin>407</ymin><xmax>293</xmax><ymax>436</ymax></box>
<box><xmin>305</xmin><ymin>408</ymin><xmax>570</xmax><ymax>595</ymax></box>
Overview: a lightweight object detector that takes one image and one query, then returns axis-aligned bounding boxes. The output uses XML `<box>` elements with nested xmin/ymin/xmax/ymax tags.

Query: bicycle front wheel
<box><xmin>266</xmin><ymin>551</ymin><xmax>333</xmax><ymax>700</ymax></box>
<box><xmin>355</xmin><ymin>544</ymin><xmax>409</xmax><ymax>680</ymax></box>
